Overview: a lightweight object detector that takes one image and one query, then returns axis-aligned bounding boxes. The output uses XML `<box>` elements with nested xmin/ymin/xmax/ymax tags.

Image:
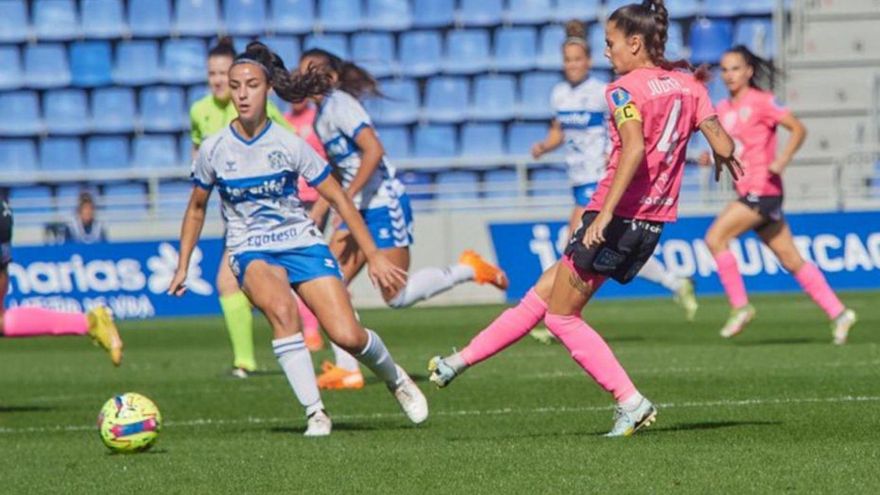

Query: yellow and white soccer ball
<box><xmin>97</xmin><ymin>393</ymin><xmax>162</xmax><ymax>453</ymax></box>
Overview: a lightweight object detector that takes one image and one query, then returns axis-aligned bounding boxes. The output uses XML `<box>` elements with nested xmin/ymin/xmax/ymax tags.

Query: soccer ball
<box><xmin>97</xmin><ymin>393</ymin><xmax>162</xmax><ymax>453</ymax></box>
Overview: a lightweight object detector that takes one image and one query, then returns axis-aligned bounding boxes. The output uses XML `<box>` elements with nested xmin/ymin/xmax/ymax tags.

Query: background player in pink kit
<box><xmin>703</xmin><ymin>46</ymin><xmax>858</xmax><ymax>343</ymax></box>
<box><xmin>430</xmin><ymin>0</ymin><xmax>742</xmax><ymax>437</ymax></box>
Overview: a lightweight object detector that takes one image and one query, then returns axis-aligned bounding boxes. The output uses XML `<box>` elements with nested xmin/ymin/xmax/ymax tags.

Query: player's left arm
<box><xmin>769</xmin><ymin>112</ymin><xmax>806</xmax><ymax>175</ymax></box>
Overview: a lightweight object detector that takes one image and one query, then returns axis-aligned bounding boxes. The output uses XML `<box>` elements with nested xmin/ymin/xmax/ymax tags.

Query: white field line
<box><xmin>1</xmin><ymin>395</ymin><xmax>878</xmax><ymax>435</ymax></box>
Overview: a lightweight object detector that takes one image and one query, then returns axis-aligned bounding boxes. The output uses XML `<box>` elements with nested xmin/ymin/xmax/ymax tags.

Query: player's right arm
<box><xmin>532</xmin><ymin>120</ymin><xmax>564</xmax><ymax>158</ymax></box>
<box><xmin>168</xmin><ymin>147</ymin><xmax>215</xmax><ymax>296</ymax></box>
<box><xmin>699</xmin><ymin>116</ymin><xmax>742</xmax><ymax>182</ymax></box>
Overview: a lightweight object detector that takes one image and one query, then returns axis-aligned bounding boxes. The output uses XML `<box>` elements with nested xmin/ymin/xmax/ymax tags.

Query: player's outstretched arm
<box><xmin>314</xmin><ymin>175</ymin><xmax>407</xmax><ymax>292</ymax></box>
<box><xmin>531</xmin><ymin>120</ymin><xmax>564</xmax><ymax>158</ymax></box>
<box><xmin>699</xmin><ymin>116</ymin><xmax>743</xmax><ymax>182</ymax></box>
<box><xmin>168</xmin><ymin>186</ymin><xmax>211</xmax><ymax>296</ymax></box>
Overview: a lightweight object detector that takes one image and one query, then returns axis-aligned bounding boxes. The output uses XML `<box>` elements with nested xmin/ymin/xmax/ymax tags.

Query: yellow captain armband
<box><xmin>613</xmin><ymin>102</ymin><xmax>642</xmax><ymax>128</ymax></box>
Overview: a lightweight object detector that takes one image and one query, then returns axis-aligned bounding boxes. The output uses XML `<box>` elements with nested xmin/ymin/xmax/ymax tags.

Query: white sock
<box><xmin>636</xmin><ymin>257</ymin><xmax>683</xmax><ymax>292</ymax></box>
<box><xmin>331</xmin><ymin>342</ymin><xmax>361</xmax><ymax>372</ymax></box>
<box><xmin>356</xmin><ymin>329</ymin><xmax>403</xmax><ymax>388</ymax></box>
<box><xmin>620</xmin><ymin>391</ymin><xmax>645</xmax><ymax>411</ymax></box>
<box><xmin>272</xmin><ymin>335</ymin><xmax>324</xmax><ymax>417</ymax></box>
<box><xmin>388</xmin><ymin>264</ymin><xmax>475</xmax><ymax>308</ymax></box>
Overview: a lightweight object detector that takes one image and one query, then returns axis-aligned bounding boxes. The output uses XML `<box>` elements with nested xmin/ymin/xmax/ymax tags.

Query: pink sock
<box><xmin>714</xmin><ymin>250</ymin><xmax>749</xmax><ymax>309</ymax></box>
<box><xmin>460</xmin><ymin>288</ymin><xmax>547</xmax><ymax>366</ymax></box>
<box><xmin>295</xmin><ymin>295</ymin><xmax>319</xmax><ymax>334</ymax></box>
<box><xmin>794</xmin><ymin>263</ymin><xmax>845</xmax><ymax>319</ymax></box>
<box><xmin>544</xmin><ymin>313</ymin><xmax>637</xmax><ymax>403</ymax></box>
<box><xmin>2</xmin><ymin>307</ymin><xmax>88</xmax><ymax>337</ymax></box>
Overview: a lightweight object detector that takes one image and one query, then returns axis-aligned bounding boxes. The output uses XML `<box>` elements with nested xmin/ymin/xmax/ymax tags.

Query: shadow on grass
<box><xmin>106</xmin><ymin>448</ymin><xmax>169</xmax><ymax>456</ymax></box>
<box><xmin>641</xmin><ymin>420</ymin><xmax>782</xmax><ymax>435</ymax></box>
<box><xmin>268</xmin><ymin>420</ymin><xmax>413</xmax><ymax>434</ymax></box>
<box><xmin>365</xmin><ymin>373</ymin><xmax>429</xmax><ymax>386</ymax></box>
<box><xmin>0</xmin><ymin>405</ymin><xmax>56</xmax><ymax>413</ymax></box>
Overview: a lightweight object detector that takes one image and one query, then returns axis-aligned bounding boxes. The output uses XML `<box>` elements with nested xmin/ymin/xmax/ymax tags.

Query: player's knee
<box><xmin>704</xmin><ymin>231</ymin><xmax>726</xmax><ymax>253</ymax></box>
<box><xmin>215</xmin><ymin>270</ymin><xmax>240</xmax><ymax>296</ymax></box>
<box><xmin>263</xmin><ymin>299</ymin><xmax>297</xmax><ymax>329</ymax></box>
<box><xmin>779</xmin><ymin>253</ymin><xmax>804</xmax><ymax>273</ymax></box>
<box><xmin>332</xmin><ymin>326</ymin><xmax>367</xmax><ymax>353</ymax></box>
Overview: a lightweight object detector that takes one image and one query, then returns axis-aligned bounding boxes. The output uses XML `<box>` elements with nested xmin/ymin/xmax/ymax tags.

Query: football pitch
<box><xmin>1</xmin><ymin>291</ymin><xmax>878</xmax><ymax>494</ymax></box>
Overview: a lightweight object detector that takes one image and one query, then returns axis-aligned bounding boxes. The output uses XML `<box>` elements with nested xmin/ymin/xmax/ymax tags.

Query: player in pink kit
<box><xmin>429</xmin><ymin>0</ymin><xmax>742</xmax><ymax>437</ymax></box>
<box><xmin>703</xmin><ymin>46</ymin><xmax>858</xmax><ymax>343</ymax></box>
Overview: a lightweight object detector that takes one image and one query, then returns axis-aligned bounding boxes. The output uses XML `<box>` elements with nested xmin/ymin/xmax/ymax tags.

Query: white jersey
<box><xmin>313</xmin><ymin>90</ymin><xmax>405</xmax><ymax>210</ymax></box>
<box><xmin>550</xmin><ymin>77</ymin><xmax>608</xmax><ymax>186</ymax></box>
<box><xmin>191</xmin><ymin>121</ymin><xmax>331</xmax><ymax>255</ymax></box>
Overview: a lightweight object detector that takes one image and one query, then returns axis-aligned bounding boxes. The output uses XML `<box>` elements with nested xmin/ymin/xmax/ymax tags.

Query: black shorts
<box><xmin>1</xmin><ymin>200</ymin><xmax>12</xmax><ymax>269</ymax></box>
<box><xmin>738</xmin><ymin>194</ymin><xmax>784</xmax><ymax>231</ymax></box>
<box><xmin>564</xmin><ymin>211</ymin><xmax>664</xmax><ymax>284</ymax></box>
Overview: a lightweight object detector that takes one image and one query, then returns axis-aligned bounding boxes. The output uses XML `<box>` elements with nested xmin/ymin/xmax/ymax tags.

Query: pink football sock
<box><xmin>544</xmin><ymin>313</ymin><xmax>637</xmax><ymax>403</ymax></box>
<box><xmin>714</xmin><ymin>250</ymin><xmax>749</xmax><ymax>309</ymax></box>
<box><xmin>794</xmin><ymin>263</ymin><xmax>845</xmax><ymax>319</ymax></box>
<box><xmin>459</xmin><ymin>288</ymin><xmax>547</xmax><ymax>366</ymax></box>
<box><xmin>295</xmin><ymin>295</ymin><xmax>319</xmax><ymax>334</ymax></box>
<box><xmin>2</xmin><ymin>307</ymin><xmax>88</xmax><ymax>337</ymax></box>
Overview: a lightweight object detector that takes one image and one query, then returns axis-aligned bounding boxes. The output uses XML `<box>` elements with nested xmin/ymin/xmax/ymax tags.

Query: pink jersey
<box><xmin>285</xmin><ymin>103</ymin><xmax>326</xmax><ymax>202</ymax></box>
<box><xmin>716</xmin><ymin>87</ymin><xmax>789</xmax><ymax>197</ymax></box>
<box><xmin>587</xmin><ymin>67</ymin><xmax>715</xmax><ymax>222</ymax></box>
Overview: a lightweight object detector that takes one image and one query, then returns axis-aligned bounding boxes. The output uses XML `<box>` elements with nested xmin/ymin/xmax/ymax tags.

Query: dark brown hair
<box><xmin>608</xmin><ymin>0</ymin><xmax>709</xmax><ymax>81</ymax></box>
<box><xmin>235</xmin><ymin>41</ymin><xmax>331</xmax><ymax>103</ymax></box>
<box><xmin>725</xmin><ymin>45</ymin><xmax>778</xmax><ymax>90</ymax></box>
<box><xmin>209</xmin><ymin>36</ymin><xmax>236</xmax><ymax>59</ymax></box>
<box><xmin>299</xmin><ymin>48</ymin><xmax>383</xmax><ymax>99</ymax></box>
<box><xmin>563</xmin><ymin>19</ymin><xmax>590</xmax><ymax>56</ymax></box>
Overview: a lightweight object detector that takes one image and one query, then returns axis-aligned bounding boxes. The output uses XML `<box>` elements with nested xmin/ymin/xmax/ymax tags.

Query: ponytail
<box><xmin>235</xmin><ymin>41</ymin><xmax>333</xmax><ymax>103</ymax></box>
<box><xmin>209</xmin><ymin>36</ymin><xmax>236</xmax><ymax>59</ymax></box>
<box><xmin>300</xmin><ymin>48</ymin><xmax>384</xmax><ymax>100</ymax></box>
<box><xmin>725</xmin><ymin>45</ymin><xmax>778</xmax><ymax>90</ymax></box>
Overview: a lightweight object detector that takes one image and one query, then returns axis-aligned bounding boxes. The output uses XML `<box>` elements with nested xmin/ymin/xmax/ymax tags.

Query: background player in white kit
<box><xmin>531</xmin><ymin>20</ymin><xmax>698</xmax><ymax>322</ymax></box>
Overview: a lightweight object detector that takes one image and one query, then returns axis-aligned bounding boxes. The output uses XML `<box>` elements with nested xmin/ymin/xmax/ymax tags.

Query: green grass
<box><xmin>1</xmin><ymin>291</ymin><xmax>878</xmax><ymax>494</ymax></box>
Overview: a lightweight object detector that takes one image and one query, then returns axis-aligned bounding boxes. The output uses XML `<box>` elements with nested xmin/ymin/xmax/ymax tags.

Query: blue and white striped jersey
<box><xmin>551</xmin><ymin>77</ymin><xmax>608</xmax><ymax>186</ymax></box>
<box><xmin>191</xmin><ymin>121</ymin><xmax>331</xmax><ymax>255</ymax></box>
<box><xmin>314</xmin><ymin>90</ymin><xmax>405</xmax><ymax>210</ymax></box>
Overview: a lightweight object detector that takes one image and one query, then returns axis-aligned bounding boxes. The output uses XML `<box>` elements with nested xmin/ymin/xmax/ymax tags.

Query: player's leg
<box><xmin>238</xmin><ymin>257</ymin><xmax>328</xmax><ymax>436</ymax></box>
<box><xmin>758</xmin><ymin>221</ymin><xmax>857</xmax><ymax>344</ymax></box>
<box><xmin>216</xmin><ymin>250</ymin><xmax>256</xmax><ymax>375</ymax></box>
<box><xmin>296</xmin><ymin>275</ymin><xmax>428</xmax><ymax>424</ymax></box>
<box><xmin>705</xmin><ymin>200</ymin><xmax>764</xmax><ymax>337</ymax></box>
<box><xmin>429</xmin><ymin>263</ymin><xmax>557</xmax><ymax>387</ymax></box>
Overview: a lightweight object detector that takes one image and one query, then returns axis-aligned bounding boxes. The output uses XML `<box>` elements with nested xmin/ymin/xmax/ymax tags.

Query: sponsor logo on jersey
<box><xmin>225</xmin><ymin>160</ymin><xmax>237</xmax><ymax>172</ymax></box>
<box><xmin>267</xmin><ymin>150</ymin><xmax>291</xmax><ymax>170</ymax></box>
<box><xmin>610</xmin><ymin>88</ymin><xmax>631</xmax><ymax>108</ymax></box>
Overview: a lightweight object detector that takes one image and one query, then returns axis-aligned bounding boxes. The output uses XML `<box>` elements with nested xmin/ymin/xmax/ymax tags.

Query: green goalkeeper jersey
<box><xmin>189</xmin><ymin>95</ymin><xmax>292</xmax><ymax>147</ymax></box>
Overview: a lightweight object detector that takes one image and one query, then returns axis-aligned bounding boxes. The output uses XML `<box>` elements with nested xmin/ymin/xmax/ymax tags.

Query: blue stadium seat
<box><xmin>461</xmin><ymin>123</ymin><xmax>504</xmax><ymax>157</ymax></box>
<box><xmin>424</xmin><ymin>77</ymin><xmax>469</xmax><ymax>123</ymax></box>
<box><xmin>702</xmin><ymin>2</ymin><xmax>742</xmax><ymax>17</ymax></box>
<box><xmin>69</xmin><ymin>41</ymin><xmax>113</xmax><ymax>88</ymax></box>
<box><xmin>376</xmin><ymin>126</ymin><xmax>410</xmax><ymax>158</ymax></box>
<box><xmin>224</xmin><ymin>0</ymin><xmax>267</xmax><ymax>36</ymax></box>
<box><xmin>665</xmin><ymin>0</ymin><xmax>701</xmax><ymax>18</ymax></box>
<box><xmin>707</xmin><ymin>69</ymin><xmax>728</xmax><ymax>105</ymax></box>
<box><xmin>436</xmin><ymin>170</ymin><xmax>480</xmax><ymax>200</ymax></box>
<box><xmin>186</xmin><ymin>85</ymin><xmax>208</xmax><ymax>108</ymax></box>
<box><xmin>175</xmin><ymin>0</ymin><xmax>220</xmax><ymax>36</ymax></box>
<box><xmin>113</xmin><ymin>40</ymin><xmax>161</xmax><ymax>86</ymax></box>
<box><xmin>554</xmin><ymin>0</ymin><xmax>600</xmax><ymax>21</ymax></box>
<box><xmin>40</xmin><ymin>137</ymin><xmax>84</xmax><ymax>171</ymax></box>
<box><xmin>589</xmin><ymin>24</ymin><xmax>610</xmax><ymax>69</ymax></box>
<box><xmin>414</xmin><ymin>124</ymin><xmax>457</xmax><ymax>157</ymax></box>
<box><xmin>537</xmin><ymin>24</ymin><xmax>564</xmax><ymax>70</ymax></box>
<box><xmin>179</xmin><ymin>133</ymin><xmax>192</xmax><ymax>164</ymax></box>
<box><xmin>10</xmin><ymin>186</ymin><xmax>54</xmax><ymax>214</ymax></box>
<box><xmin>270</xmin><ymin>0</ymin><xmax>315</xmax><ymax>34</ymax></box>
<box><xmin>443</xmin><ymin>30</ymin><xmax>491</xmax><ymax>75</ymax></box>
<box><xmin>495</xmin><ymin>27</ymin><xmax>537</xmax><ymax>72</ymax></box>
<box><xmin>91</xmin><ymin>88</ymin><xmax>136</xmax><ymax>133</ymax></box>
<box><xmin>690</xmin><ymin>18</ymin><xmax>733</xmax><ymax>65</ymax></box>
<box><xmin>85</xmin><ymin>135</ymin><xmax>130</xmax><ymax>169</ymax></box>
<box><xmin>103</xmin><ymin>182</ymin><xmax>148</xmax><ymax>212</ymax></box>
<box><xmin>263</xmin><ymin>36</ymin><xmax>300</xmax><ymax>67</ymax></box>
<box><xmin>374</xmin><ymin>78</ymin><xmax>419</xmax><ymax>125</ymax></box>
<box><xmin>33</xmin><ymin>0</ymin><xmax>79</xmax><ymax>41</ymax></box>
<box><xmin>508</xmin><ymin>123</ymin><xmax>546</xmax><ymax>155</ymax></box>
<box><xmin>0</xmin><ymin>1</ymin><xmax>29</xmax><ymax>43</ymax></box>
<box><xmin>0</xmin><ymin>91</ymin><xmax>42</xmax><ymax>136</ymax></box>
<box><xmin>458</xmin><ymin>0</ymin><xmax>502</xmax><ymax>27</ymax></box>
<box><xmin>319</xmin><ymin>0</ymin><xmax>362</xmax><ymax>32</ymax></box>
<box><xmin>0</xmin><ymin>46</ymin><xmax>23</xmax><ymax>90</ymax></box>
<box><xmin>133</xmin><ymin>135</ymin><xmax>179</xmax><ymax>168</ymax></box>
<box><xmin>140</xmin><ymin>86</ymin><xmax>187</xmax><ymax>132</ymax></box>
<box><xmin>129</xmin><ymin>0</ymin><xmax>171</xmax><ymax>37</ymax></box>
<box><xmin>519</xmin><ymin>72</ymin><xmax>562</xmax><ymax>119</ymax></box>
<box><xmin>24</xmin><ymin>44</ymin><xmax>71</xmax><ymax>89</ymax></box>
<box><xmin>506</xmin><ymin>0</ymin><xmax>554</xmax><ymax>24</ymax></box>
<box><xmin>530</xmin><ymin>166</ymin><xmax>568</xmax><ymax>197</ymax></box>
<box><xmin>365</xmin><ymin>0</ymin><xmax>412</xmax><ymax>31</ymax></box>
<box><xmin>162</xmin><ymin>38</ymin><xmax>207</xmax><ymax>85</ymax></box>
<box><xmin>740</xmin><ymin>0</ymin><xmax>774</xmax><ymax>15</ymax></box>
<box><xmin>470</xmin><ymin>75</ymin><xmax>516</xmax><ymax>121</ymax></box>
<box><xmin>483</xmin><ymin>168</ymin><xmax>518</xmax><ymax>198</ymax></box>
<box><xmin>43</xmin><ymin>89</ymin><xmax>89</xmax><ymax>135</ymax></box>
<box><xmin>351</xmin><ymin>32</ymin><xmax>395</xmax><ymax>78</ymax></box>
<box><xmin>735</xmin><ymin>19</ymin><xmax>775</xmax><ymax>59</ymax></box>
<box><xmin>399</xmin><ymin>31</ymin><xmax>442</xmax><ymax>77</ymax></box>
<box><xmin>158</xmin><ymin>179</ymin><xmax>193</xmax><ymax>212</ymax></box>
<box><xmin>81</xmin><ymin>0</ymin><xmax>127</xmax><ymax>38</ymax></box>
<box><xmin>303</xmin><ymin>34</ymin><xmax>349</xmax><ymax>59</ymax></box>
<box><xmin>398</xmin><ymin>170</ymin><xmax>434</xmax><ymax>201</ymax></box>
<box><xmin>666</xmin><ymin>22</ymin><xmax>685</xmax><ymax>61</ymax></box>
<box><xmin>0</xmin><ymin>139</ymin><xmax>38</xmax><ymax>172</ymax></box>
<box><xmin>412</xmin><ymin>0</ymin><xmax>453</xmax><ymax>28</ymax></box>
